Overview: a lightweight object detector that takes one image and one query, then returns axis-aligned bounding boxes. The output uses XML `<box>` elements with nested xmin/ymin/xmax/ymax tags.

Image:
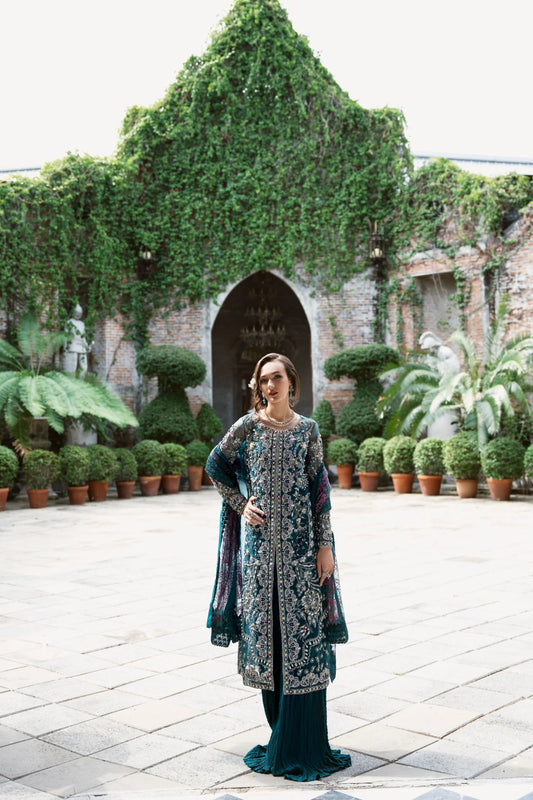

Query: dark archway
<box><xmin>212</xmin><ymin>272</ymin><xmax>312</xmax><ymax>432</ymax></box>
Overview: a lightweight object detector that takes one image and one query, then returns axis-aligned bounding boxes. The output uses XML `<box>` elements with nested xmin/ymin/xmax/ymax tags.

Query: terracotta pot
<box><xmin>202</xmin><ymin>469</ymin><xmax>213</xmax><ymax>486</ymax></box>
<box><xmin>162</xmin><ymin>474</ymin><xmax>181</xmax><ymax>494</ymax></box>
<box><xmin>418</xmin><ymin>474</ymin><xmax>442</xmax><ymax>496</ymax></box>
<box><xmin>67</xmin><ymin>485</ymin><xmax>88</xmax><ymax>505</ymax></box>
<box><xmin>116</xmin><ymin>480</ymin><xmax>135</xmax><ymax>499</ymax></box>
<box><xmin>0</xmin><ymin>487</ymin><xmax>9</xmax><ymax>511</ymax></box>
<box><xmin>139</xmin><ymin>476</ymin><xmax>161</xmax><ymax>497</ymax></box>
<box><xmin>187</xmin><ymin>465</ymin><xmax>203</xmax><ymax>491</ymax></box>
<box><xmin>455</xmin><ymin>478</ymin><xmax>478</xmax><ymax>498</ymax></box>
<box><xmin>27</xmin><ymin>488</ymin><xmax>49</xmax><ymax>509</ymax></box>
<box><xmin>391</xmin><ymin>473</ymin><xmax>414</xmax><ymax>494</ymax></box>
<box><xmin>337</xmin><ymin>464</ymin><xmax>354</xmax><ymax>489</ymax></box>
<box><xmin>486</xmin><ymin>477</ymin><xmax>513</xmax><ymax>501</ymax></box>
<box><xmin>358</xmin><ymin>471</ymin><xmax>380</xmax><ymax>492</ymax></box>
<box><xmin>89</xmin><ymin>480</ymin><xmax>109</xmax><ymax>502</ymax></box>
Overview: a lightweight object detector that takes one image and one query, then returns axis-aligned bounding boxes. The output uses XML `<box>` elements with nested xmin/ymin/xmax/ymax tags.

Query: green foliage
<box><xmin>524</xmin><ymin>444</ymin><xmax>533</xmax><ymax>478</ymax></box>
<box><xmin>138</xmin><ymin>394</ymin><xmax>198</xmax><ymax>445</ymax></box>
<box><xmin>186</xmin><ymin>439</ymin><xmax>211</xmax><ymax>467</ymax></box>
<box><xmin>324</xmin><ymin>345</ymin><xmax>400</xmax><ymax>381</ymax></box>
<box><xmin>162</xmin><ymin>442</ymin><xmax>188</xmax><ymax>474</ymax></box>
<box><xmin>114</xmin><ymin>448</ymin><xmax>138</xmax><ymax>482</ymax></box>
<box><xmin>383</xmin><ymin>436</ymin><xmax>415</xmax><ymax>474</ymax></box>
<box><xmin>23</xmin><ymin>449</ymin><xmax>60</xmax><ymax>489</ymax></box>
<box><xmin>336</xmin><ymin>380</ymin><xmax>384</xmax><ymax>445</ymax></box>
<box><xmin>86</xmin><ymin>445</ymin><xmax>118</xmax><ymax>482</ymax></box>
<box><xmin>59</xmin><ymin>445</ymin><xmax>90</xmax><ymax>486</ymax></box>
<box><xmin>442</xmin><ymin>433</ymin><xmax>480</xmax><ymax>480</ymax></box>
<box><xmin>357</xmin><ymin>437</ymin><xmax>386</xmax><ymax>472</ymax></box>
<box><xmin>132</xmin><ymin>439</ymin><xmax>166</xmax><ymax>476</ymax></box>
<box><xmin>0</xmin><ymin>446</ymin><xmax>18</xmax><ymax>487</ymax></box>
<box><xmin>195</xmin><ymin>403</ymin><xmax>223</xmax><ymax>444</ymax></box>
<box><xmin>480</xmin><ymin>437</ymin><xmax>525</xmax><ymax>480</ymax></box>
<box><xmin>327</xmin><ymin>437</ymin><xmax>358</xmax><ymax>466</ymax></box>
<box><xmin>312</xmin><ymin>400</ymin><xmax>336</xmax><ymax>438</ymax></box>
<box><xmin>136</xmin><ymin>346</ymin><xmax>206</xmax><ymax>390</ymax></box>
<box><xmin>413</xmin><ymin>438</ymin><xmax>445</xmax><ymax>476</ymax></box>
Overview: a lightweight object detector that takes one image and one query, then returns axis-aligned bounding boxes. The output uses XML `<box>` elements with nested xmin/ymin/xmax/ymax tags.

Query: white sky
<box><xmin>1</xmin><ymin>0</ymin><xmax>532</xmax><ymax>171</ymax></box>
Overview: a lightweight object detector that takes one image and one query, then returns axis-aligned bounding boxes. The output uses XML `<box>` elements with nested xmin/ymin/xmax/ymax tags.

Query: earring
<box><xmin>289</xmin><ymin>386</ymin><xmax>294</xmax><ymax>407</ymax></box>
<box><xmin>262</xmin><ymin>393</ymin><xmax>267</xmax><ymax>406</ymax></box>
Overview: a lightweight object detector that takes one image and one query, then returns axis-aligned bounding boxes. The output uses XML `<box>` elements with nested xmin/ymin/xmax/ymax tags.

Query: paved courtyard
<box><xmin>1</xmin><ymin>485</ymin><xmax>533</xmax><ymax>800</ymax></box>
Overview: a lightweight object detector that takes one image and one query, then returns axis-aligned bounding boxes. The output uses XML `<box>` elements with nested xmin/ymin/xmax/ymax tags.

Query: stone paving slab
<box><xmin>0</xmin><ymin>487</ymin><xmax>533</xmax><ymax>799</ymax></box>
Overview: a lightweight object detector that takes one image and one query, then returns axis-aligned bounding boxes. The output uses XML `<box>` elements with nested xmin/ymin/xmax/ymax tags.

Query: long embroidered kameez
<box><xmin>206</xmin><ymin>412</ymin><xmax>351</xmax><ymax>780</ymax></box>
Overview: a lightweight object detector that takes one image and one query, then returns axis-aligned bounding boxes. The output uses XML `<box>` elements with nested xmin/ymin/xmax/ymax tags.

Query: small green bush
<box><xmin>115</xmin><ymin>448</ymin><xmax>138</xmax><ymax>482</ymax></box>
<box><xmin>86</xmin><ymin>445</ymin><xmax>118</xmax><ymax>482</ymax></box>
<box><xmin>186</xmin><ymin>439</ymin><xmax>211</xmax><ymax>467</ymax></box>
<box><xmin>138</xmin><ymin>394</ymin><xmax>198</xmax><ymax>445</ymax></box>
<box><xmin>336</xmin><ymin>382</ymin><xmax>384</xmax><ymax>444</ymax></box>
<box><xmin>132</xmin><ymin>439</ymin><xmax>166</xmax><ymax>476</ymax></box>
<box><xmin>383</xmin><ymin>436</ymin><xmax>415</xmax><ymax>474</ymax></box>
<box><xmin>312</xmin><ymin>400</ymin><xmax>336</xmax><ymax>439</ymax></box>
<box><xmin>324</xmin><ymin>345</ymin><xmax>400</xmax><ymax>381</ymax></box>
<box><xmin>0</xmin><ymin>446</ymin><xmax>18</xmax><ymax>487</ymax></box>
<box><xmin>327</xmin><ymin>438</ymin><xmax>358</xmax><ymax>466</ymax></box>
<box><xmin>163</xmin><ymin>442</ymin><xmax>188</xmax><ymax>474</ymax></box>
<box><xmin>357</xmin><ymin>437</ymin><xmax>386</xmax><ymax>472</ymax></box>
<box><xmin>23</xmin><ymin>450</ymin><xmax>60</xmax><ymax>490</ymax></box>
<box><xmin>524</xmin><ymin>444</ymin><xmax>533</xmax><ymax>478</ymax></box>
<box><xmin>136</xmin><ymin>346</ymin><xmax>206</xmax><ymax>388</ymax></box>
<box><xmin>480</xmin><ymin>437</ymin><xmax>525</xmax><ymax>480</ymax></box>
<box><xmin>195</xmin><ymin>403</ymin><xmax>223</xmax><ymax>444</ymax></box>
<box><xmin>414</xmin><ymin>438</ymin><xmax>445</xmax><ymax>476</ymax></box>
<box><xmin>442</xmin><ymin>433</ymin><xmax>480</xmax><ymax>480</ymax></box>
<box><xmin>59</xmin><ymin>445</ymin><xmax>90</xmax><ymax>486</ymax></box>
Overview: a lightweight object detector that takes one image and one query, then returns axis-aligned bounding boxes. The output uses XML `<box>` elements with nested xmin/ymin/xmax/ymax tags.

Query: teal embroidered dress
<box><xmin>206</xmin><ymin>413</ymin><xmax>351</xmax><ymax>780</ymax></box>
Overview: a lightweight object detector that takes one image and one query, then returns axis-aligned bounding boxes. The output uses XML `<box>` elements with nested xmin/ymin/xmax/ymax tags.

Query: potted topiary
<box><xmin>87</xmin><ymin>445</ymin><xmax>118</xmax><ymax>502</ymax></box>
<box><xmin>59</xmin><ymin>445</ymin><xmax>90</xmax><ymax>505</ymax></box>
<box><xmin>383</xmin><ymin>436</ymin><xmax>416</xmax><ymax>494</ymax></box>
<box><xmin>414</xmin><ymin>438</ymin><xmax>445</xmax><ymax>496</ymax></box>
<box><xmin>480</xmin><ymin>437</ymin><xmax>525</xmax><ymax>501</ymax></box>
<box><xmin>132</xmin><ymin>439</ymin><xmax>166</xmax><ymax>496</ymax></box>
<box><xmin>195</xmin><ymin>402</ymin><xmax>223</xmax><ymax>485</ymax></box>
<box><xmin>442</xmin><ymin>432</ymin><xmax>480</xmax><ymax>498</ymax></box>
<box><xmin>0</xmin><ymin>446</ymin><xmax>18</xmax><ymax>511</ymax></box>
<box><xmin>185</xmin><ymin>440</ymin><xmax>211</xmax><ymax>491</ymax></box>
<box><xmin>357</xmin><ymin>437</ymin><xmax>386</xmax><ymax>492</ymax></box>
<box><xmin>162</xmin><ymin>442</ymin><xmax>187</xmax><ymax>494</ymax></box>
<box><xmin>23</xmin><ymin>449</ymin><xmax>60</xmax><ymax>508</ymax></box>
<box><xmin>327</xmin><ymin>438</ymin><xmax>358</xmax><ymax>489</ymax></box>
<box><xmin>115</xmin><ymin>448</ymin><xmax>138</xmax><ymax>499</ymax></box>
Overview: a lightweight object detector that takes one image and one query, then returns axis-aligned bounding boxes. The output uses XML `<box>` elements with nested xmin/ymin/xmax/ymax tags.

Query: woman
<box><xmin>206</xmin><ymin>352</ymin><xmax>351</xmax><ymax>781</ymax></box>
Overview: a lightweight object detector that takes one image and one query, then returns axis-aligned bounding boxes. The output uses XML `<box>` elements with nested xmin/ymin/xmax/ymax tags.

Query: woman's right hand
<box><xmin>243</xmin><ymin>495</ymin><xmax>265</xmax><ymax>526</ymax></box>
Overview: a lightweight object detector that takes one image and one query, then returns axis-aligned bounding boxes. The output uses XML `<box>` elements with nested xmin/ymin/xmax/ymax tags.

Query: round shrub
<box><xmin>136</xmin><ymin>346</ymin><xmax>206</xmax><ymax>389</ymax></box>
<box><xmin>383</xmin><ymin>436</ymin><xmax>415</xmax><ymax>474</ymax></box>
<box><xmin>327</xmin><ymin>438</ymin><xmax>358</xmax><ymax>466</ymax></box>
<box><xmin>23</xmin><ymin>450</ymin><xmax>60</xmax><ymax>490</ymax></box>
<box><xmin>59</xmin><ymin>445</ymin><xmax>90</xmax><ymax>486</ymax></box>
<box><xmin>312</xmin><ymin>400</ymin><xmax>336</xmax><ymax>439</ymax></box>
<box><xmin>480</xmin><ymin>437</ymin><xmax>525</xmax><ymax>480</ymax></box>
<box><xmin>414</xmin><ymin>438</ymin><xmax>445</xmax><ymax>476</ymax></box>
<box><xmin>336</xmin><ymin>380</ymin><xmax>383</xmax><ymax>444</ymax></box>
<box><xmin>0</xmin><ymin>446</ymin><xmax>18</xmax><ymax>487</ymax></box>
<box><xmin>195</xmin><ymin>403</ymin><xmax>223</xmax><ymax>444</ymax></box>
<box><xmin>324</xmin><ymin>345</ymin><xmax>400</xmax><ymax>381</ymax></box>
<box><xmin>86</xmin><ymin>445</ymin><xmax>118</xmax><ymax>483</ymax></box>
<box><xmin>132</xmin><ymin>439</ymin><xmax>166</xmax><ymax>476</ymax></box>
<box><xmin>138</xmin><ymin>394</ymin><xmax>198</xmax><ymax>445</ymax></box>
<box><xmin>115</xmin><ymin>448</ymin><xmax>138</xmax><ymax>482</ymax></box>
<box><xmin>357</xmin><ymin>437</ymin><xmax>386</xmax><ymax>472</ymax></box>
<box><xmin>442</xmin><ymin>433</ymin><xmax>480</xmax><ymax>480</ymax></box>
<box><xmin>524</xmin><ymin>444</ymin><xmax>533</xmax><ymax>478</ymax></box>
<box><xmin>163</xmin><ymin>443</ymin><xmax>188</xmax><ymax>474</ymax></box>
<box><xmin>186</xmin><ymin>440</ymin><xmax>211</xmax><ymax>467</ymax></box>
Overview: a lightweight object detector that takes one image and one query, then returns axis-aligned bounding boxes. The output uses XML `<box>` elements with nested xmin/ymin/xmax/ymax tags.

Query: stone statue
<box><xmin>419</xmin><ymin>331</ymin><xmax>460</xmax><ymax>439</ymax></box>
<box><xmin>63</xmin><ymin>303</ymin><xmax>91</xmax><ymax>375</ymax></box>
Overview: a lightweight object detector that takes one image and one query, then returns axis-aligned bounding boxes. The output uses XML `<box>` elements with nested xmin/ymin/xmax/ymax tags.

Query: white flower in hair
<box><xmin>248</xmin><ymin>376</ymin><xmax>257</xmax><ymax>390</ymax></box>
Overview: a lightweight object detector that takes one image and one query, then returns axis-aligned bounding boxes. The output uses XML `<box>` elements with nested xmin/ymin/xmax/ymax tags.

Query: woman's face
<box><xmin>259</xmin><ymin>359</ymin><xmax>291</xmax><ymax>407</ymax></box>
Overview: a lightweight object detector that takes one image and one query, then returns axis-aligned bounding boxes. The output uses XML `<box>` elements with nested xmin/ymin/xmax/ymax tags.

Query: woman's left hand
<box><xmin>317</xmin><ymin>546</ymin><xmax>334</xmax><ymax>586</ymax></box>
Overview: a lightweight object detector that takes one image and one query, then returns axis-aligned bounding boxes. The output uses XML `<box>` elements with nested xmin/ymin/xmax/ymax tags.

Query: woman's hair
<box><xmin>250</xmin><ymin>353</ymin><xmax>300</xmax><ymax>412</ymax></box>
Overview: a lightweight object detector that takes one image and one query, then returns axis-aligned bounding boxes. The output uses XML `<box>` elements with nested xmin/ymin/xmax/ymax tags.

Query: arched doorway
<box><xmin>212</xmin><ymin>272</ymin><xmax>313</xmax><ymax>432</ymax></box>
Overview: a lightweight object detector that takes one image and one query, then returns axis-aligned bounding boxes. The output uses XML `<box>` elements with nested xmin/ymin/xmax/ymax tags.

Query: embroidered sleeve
<box><xmin>206</xmin><ymin>415</ymin><xmax>249</xmax><ymax>515</ymax></box>
<box><xmin>211</xmin><ymin>478</ymin><xmax>248</xmax><ymax>515</ymax></box>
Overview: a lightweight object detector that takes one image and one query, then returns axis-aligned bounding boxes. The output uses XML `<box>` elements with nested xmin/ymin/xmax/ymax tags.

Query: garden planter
<box><xmin>202</xmin><ymin>469</ymin><xmax>213</xmax><ymax>486</ymax></box>
<box><xmin>417</xmin><ymin>474</ymin><xmax>442</xmax><ymax>496</ymax></box>
<box><xmin>88</xmin><ymin>480</ymin><xmax>109</xmax><ymax>502</ymax></box>
<box><xmin>455</xmin><ymin>479</ymin><xmax>478</xmax><ymax>498</ymax></box>
<box><xmin>139</xmin><ymin>476</ymin><xmax>161</xmax><ymax>497</ymax></box>
<box><xmin>27</xmin><ymin>488</ymin><xmax>49</xmax><ymax>509</ymax></box>
<box><xmin>0</xmin><ymin>487</ymin><xmax>9</xmax><ymax>511</ymax></box>
<box><xmin>187</xmin><ymin>466</ymin><xmax>203</xmax><ymax>491</ymax></box>
<box><xmin>391</xmin><ymin>473</ymin><xmax>414</xmax><ymax>494</ymax></box>
<box><xmin>116</xmin><ymin>480</ymin><xmax>135</xmax><ymax>499</ymax></box>
<box><xmin>162</xmin><ymin>474</ymin><xmax>181</xmax><ymax>494</ymax></box>
<box><xmin>358</xmin><ymin>471</ymin><xmax>380</xmax><ymax>492</ymax></box>
<box><xmin>67</xmin><ymin>485</ymin><xmax>88</xmax><ymax>505</ymax></box>
<box><xmin>486</xmin><ymin>477</ymin><xmax>513</xmax><ymax>501</ymax></box>
<box><xmin>337</xmin><ymin>464</ymin><xmax>354</xmax><ymax>489</ymax></box>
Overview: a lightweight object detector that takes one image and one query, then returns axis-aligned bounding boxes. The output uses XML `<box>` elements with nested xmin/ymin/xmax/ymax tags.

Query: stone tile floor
<box><xmin>1</xmin><ymin>486</ymin><xmax>533</xmax><ymax>799</ymax></box>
